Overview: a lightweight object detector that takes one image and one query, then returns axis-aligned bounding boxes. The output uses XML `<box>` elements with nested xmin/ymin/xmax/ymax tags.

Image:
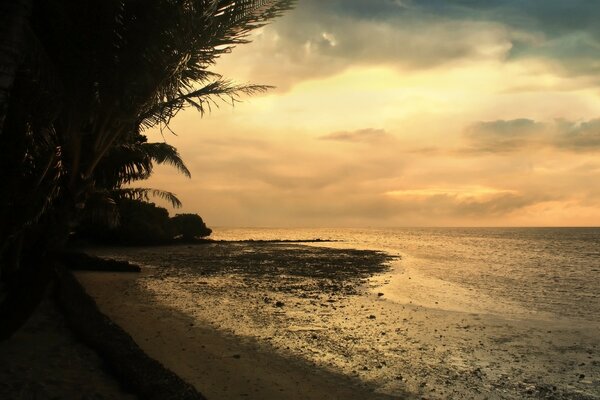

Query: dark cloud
<box><xmin>451</xmin><ymin>192</ymin><xmax>542</xmax><ymax>217</ymax></box>
<box><xmin>464</xmin><ymin>119</ymin><xmax>544</xmax><ymax>153</ymax></box>
<box><xmin>464</xmin><ymin>118</ymin><xmax>600</xmax><ymax>154</ymax></box>
<box><xmin>421</xmin><ymin>1</ymin><xmax>600</xmax><ymax>79</ymax></box>
<box><xmin>554</xmin><ymin>119</ymin><xmax>600</xmax><ymax>151</ymax></box>
<box><xmin>221</xmin><ymin>0</ymin><xmax>514</xmax><ymax>90</ymax></box>
<box><xmin>219</xmin><ymin>0</ymin><xmax>600</xmax><ymax>90</ymax></box>
<box><xmin>319</xmin><ymin>128</ymin><xmax>391</xmax><ymax>143</ymax></box>
<box><xmin>219</xmin><ymin>188</ymin><xmax>554</xmax><ymax>227</ymax></box>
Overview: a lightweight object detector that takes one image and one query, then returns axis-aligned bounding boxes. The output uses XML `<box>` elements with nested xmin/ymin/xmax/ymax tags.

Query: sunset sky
<box><xmin>145</xmin><ymin>0</ymin><xmax>600</xmax><ymax>227</ymax></box>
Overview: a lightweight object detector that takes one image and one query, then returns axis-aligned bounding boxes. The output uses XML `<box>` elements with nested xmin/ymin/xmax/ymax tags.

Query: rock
<box><xmin>275</xmin><ymin>301</ymin><xmax>285</xmax><ymax>307</ymax></box>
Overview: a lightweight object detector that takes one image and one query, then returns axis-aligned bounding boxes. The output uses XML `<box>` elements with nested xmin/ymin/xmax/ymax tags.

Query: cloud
<box><xmin>217</xmin><ymin>1</ymin><xmax>514</xmax><ymax>90</ymax></box>
<box><xmin>319</xmin><ymin>128</ymin><xmax>391</xmax><ymax>143</ymax></box>
<box><xmin>464</xmin><ymin>119</ymin><xmax>544</xmax><ymax>153</ymax></box>
<box><xmin>464</xmin><ymin>118</ymin><xmax>600</xmax><ymax>154</ymax></box>
<box><xmin>146</xmin><ymin>125</ymin><xmax>600</xmax><ymax>226</ymax></box>
<box><xmin>383</xmin><ymin>1</ymin><xmax>600</xmax><ymax>79</ymax></box>
<box><xmin>554</xmin><ymin>119</ymin><xmax>600</xmax><ymax>151</ymax></box>
<box><xmin>216</xmin><ymin>0</ymin><xmax>600</xmax><ymax>91</ymax></box>
<box><xmin>384</xmin><ymin>187</ymin><xmax>546</xmax><ymax>217</ymax></box>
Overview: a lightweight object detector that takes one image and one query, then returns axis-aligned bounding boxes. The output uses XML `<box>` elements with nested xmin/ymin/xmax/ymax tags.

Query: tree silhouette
<box><xmin>171</xmin><ymin>214</ymin><xmax>213</xmax><ymax>240</ymax></box>
<box><xmin>0</xmin><ymin>0</ymin><xmax>294</xmax><ymax>340</ymax></box>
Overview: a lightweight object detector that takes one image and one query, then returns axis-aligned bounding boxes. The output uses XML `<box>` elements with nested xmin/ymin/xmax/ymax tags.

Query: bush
<box><xmin>113</xmin><ymin>200</ymin><xmax>174</xmax><ymax>245</ymax></box>
<box><xmin>76</xmin><ymin>201</ymin><xmax>212</xmax><ymax>245</ymax></box>
<box><xmin>170</xmin><ymin>214</ymin><xmax>212</xmax><ymax>240</ymax></box>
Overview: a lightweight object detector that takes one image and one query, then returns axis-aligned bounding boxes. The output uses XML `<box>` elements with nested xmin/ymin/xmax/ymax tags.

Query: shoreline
<box><xmin>84</xmin><ymin>242</ymin><xmax>600</xmax><ymax>399</ymax></box>
<box><xmin>76</xmin><ymin>269</ymin><xmax>401</xmax><ymax>400</ymax></box>
<box><xmin>2</xmin><ymin>240</ymin><xmax>598</xmax><ymax>399</ymax></box>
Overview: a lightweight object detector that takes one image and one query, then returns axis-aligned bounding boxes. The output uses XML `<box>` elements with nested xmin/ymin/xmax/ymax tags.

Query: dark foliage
<box><xmin>0</xmin><ymin>0</ymin><xmax>294</xmax><ymax>340</ymax></box>
<box><xmin>79</xmin><ymin>199</ymin><xmax>174</xmax><ymax>245</ymax></box>
<box><xmin>77</xmin><ymin>200</ymin><xmax>212</xmax><ymax>245</ymax></box>
<box><xmin>171</xmin><ymin>213</ymin><xmax>212</xmax><ymax>240</ymax></box>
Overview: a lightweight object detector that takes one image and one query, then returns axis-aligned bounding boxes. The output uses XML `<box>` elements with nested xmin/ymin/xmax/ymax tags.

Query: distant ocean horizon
<box><xmin>90</xmin><ymin>226</ymin><xmax>600</xmax><ymax>397</ymax></box>
<box><xmin>210</xmin><ymin>226</ymin><xmax>600</xmax><ymax>229</ymax></box>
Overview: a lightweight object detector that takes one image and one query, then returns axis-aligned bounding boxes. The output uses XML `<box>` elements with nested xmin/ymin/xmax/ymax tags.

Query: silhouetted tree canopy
<box><xmin>78</xmin><ymin>199</ymin><xmax>172</xmax><ymax>245</ymax></box>
<box><xmin>0</xmin><ymin>0</ymin><xmax>294</xmax><ymax>340</ymax></box>
<box><xmin>171</xmin><ymin>214</ymin><xmax>212</xmax><ymax>240</ymax></box>
<box><xmin>77</xmin><ymin>200</ymin><xmax>212</xmax><ymax>245</ymax></box>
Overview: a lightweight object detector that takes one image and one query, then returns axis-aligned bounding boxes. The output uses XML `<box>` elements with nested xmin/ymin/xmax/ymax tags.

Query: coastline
<box><xmin>76</xmin><ymin>269</ymin><xmax>401</xmax><ymax>400</ymax></box>
<box><xmin>84</xmin><ymin>242</ymin><xmax>600</xmax><ymax>399</ymax></box>
<box><xmin>2</xmin><ymin>240</ymin><xmax>598</xmax><ymax>399</ymax></box>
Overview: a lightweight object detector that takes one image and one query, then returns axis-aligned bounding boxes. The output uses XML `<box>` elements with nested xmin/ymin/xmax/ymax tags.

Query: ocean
<box><xmin>90</xmin><ymin>227</ymin><xmax>600</xmax><ymax>398</ymax></box>
<box><xmin>212</xmin><ymin>227</ymin><xmax>600</xmax><ymax>322</ymax></box>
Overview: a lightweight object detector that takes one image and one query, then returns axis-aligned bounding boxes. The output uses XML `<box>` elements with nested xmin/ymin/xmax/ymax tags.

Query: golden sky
<box><xmin>145</xmin><ymin>0</ymin><xmax>600</xmax><ymax>227</ymax></box>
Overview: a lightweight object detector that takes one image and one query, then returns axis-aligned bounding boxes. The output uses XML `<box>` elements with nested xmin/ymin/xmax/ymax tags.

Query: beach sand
<box><xmin>2</xmin><ymin>241</ymin><xmax>598</xmax><ymax>399</ymax></box>
<box><xmin>83</xmin><ymin>243</ymin><xmax>600</xmax><ymax>400</ymax></box>
<box><xmin>76</xmin><ymin>270</ymin><xmax>399</xmax><ymax>400</ymax></box>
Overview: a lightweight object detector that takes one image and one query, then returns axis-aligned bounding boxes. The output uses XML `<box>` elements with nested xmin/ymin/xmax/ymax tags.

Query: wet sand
<box><xmin>82</xmin><ymin>242</ymin><xmax>600</xmax><ymax>399</ymax></box>
<box><xmin>77</xmin><ymin>270</ymin><xmax>399</xmax><ymax>400</ymax></box>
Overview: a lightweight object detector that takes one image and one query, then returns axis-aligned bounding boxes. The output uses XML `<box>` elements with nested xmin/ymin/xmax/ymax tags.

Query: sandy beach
<box><xmin>83</xmin><ymin>242</ymin><xmax>600</xmax><ymax>400</ymax></box>
<box><xmin>1</xmin><ymin>240</ymin><xmax>598</xmax><ymax>399</ymax></box>
<box><xmin>76</xmin><ymin>269</ymin><xmax>399</xmax><ymax>400</ymax></box>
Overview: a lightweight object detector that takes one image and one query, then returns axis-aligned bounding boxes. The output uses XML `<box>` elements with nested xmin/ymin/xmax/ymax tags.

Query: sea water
<box><xmin>90</xmin><ymin>227</ymin><xmax>600</xmax><ymax>398</ymax></box>
<box><xmin>212</xmin><ymin>227</ymin><xmax>600</xmax><ymax>322</ymax></box>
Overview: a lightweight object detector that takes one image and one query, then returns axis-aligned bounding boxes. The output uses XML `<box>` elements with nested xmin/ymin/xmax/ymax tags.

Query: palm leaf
<box><xmin>115</xmin><ymin>187</ymin><xmax>182</xmax><ymax>209</ymax></box>
<box><xmin>94</xmin><ymin>139</ymin><xmax>191</xmax><ymax>188</ymax></box>
<box><xmin>141</xmin><ymin>142</ymin><xmax>191</xmax><ymax>178</ymax></box>
<box><xmin>81</xmin><ymin>190</ymin><xmax>120</xmax><ymax>227</ymax></box>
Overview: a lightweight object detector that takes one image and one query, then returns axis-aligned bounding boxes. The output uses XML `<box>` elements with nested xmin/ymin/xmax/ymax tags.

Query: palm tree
<box><xmin>83</xmin><ymin>134</ymin><xmax>191</xmax><ymax>226</ymax></box>
<box><xmin>0</xmin><ymin>0</ymin><xmax>295</xmax><ymax>340</ymax></box>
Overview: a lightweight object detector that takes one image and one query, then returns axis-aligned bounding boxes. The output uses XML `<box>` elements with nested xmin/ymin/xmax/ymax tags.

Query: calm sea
<box><xmin>212</xmin><ymin>227</ymin><xmax>600</xmax><ymax>322</ymax></box>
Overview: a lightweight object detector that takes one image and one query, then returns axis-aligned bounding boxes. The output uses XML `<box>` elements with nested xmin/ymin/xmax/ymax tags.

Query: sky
<box><xmin>145</xmin><ymin>0</ymin><xmax>600</xmax><ymax>227</ymax></box>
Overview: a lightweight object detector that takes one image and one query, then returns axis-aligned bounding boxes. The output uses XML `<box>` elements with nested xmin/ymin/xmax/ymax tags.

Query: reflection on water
<box><xmin>214</xmin><ymin>227</ymin><xmax>600</xmax><ymax>321</ymax></box>
<box><xmin>89</xmin><ymin>228</ymin><xmax>600</xmax><ymax>399</ymax></box>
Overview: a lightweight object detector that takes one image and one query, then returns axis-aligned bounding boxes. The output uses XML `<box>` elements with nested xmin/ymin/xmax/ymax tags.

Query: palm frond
<box><xmin>141</xmin><ymin>142</ymin><xmax>191</xmax><ymax>178</ymax></box>
<box><xmin>81</xmin><ymin>190</ymin><xmax>120</xmax><ymax>227</ymax></box>
<box><xmin>94</xmin><ymin>139</ymin><xmax>191</xmax><ymax>188</ymax></box>
<box><xmin>139</xmin><ymin>79</ymin><xmax>271</xmax><ymax>129</ymax></box>
<box><xmin>115</xmin><ymin>187</ymin><xmax>182</xmax><ymax>209</ymax></box>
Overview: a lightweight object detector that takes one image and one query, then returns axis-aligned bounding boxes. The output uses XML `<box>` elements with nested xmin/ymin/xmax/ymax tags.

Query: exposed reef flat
<box><xmin>80</xmin><ymin>243</ymin><xmax>401</xmax><ymax>400</ymax></box>
<box><xmin>84</xmin><ymin>242</ymin><xmax>600</xmax><ymax>399</ymax></box>
<box><xmin>4</xmin><ymin>241</ymin><xmax>597</xmax><ymax>400</ymax></box>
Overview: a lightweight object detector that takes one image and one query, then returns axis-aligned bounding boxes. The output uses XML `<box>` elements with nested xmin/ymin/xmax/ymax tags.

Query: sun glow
<box><xmin>144</xmin><ymin>2</ymin><xmax>600</xmax><ymax>227</ymax></box>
